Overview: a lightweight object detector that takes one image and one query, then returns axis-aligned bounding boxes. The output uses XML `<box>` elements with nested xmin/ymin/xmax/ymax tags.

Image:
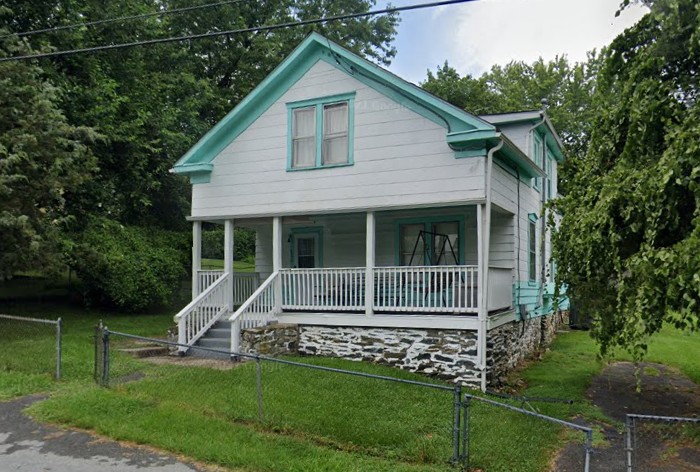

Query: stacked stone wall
<box><xmin>240</xmin><ymin>312</ymin><xmax>567</xmax><ymax>387</ymax></box>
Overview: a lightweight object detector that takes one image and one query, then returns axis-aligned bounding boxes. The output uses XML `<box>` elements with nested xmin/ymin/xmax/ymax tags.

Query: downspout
<box><xmin>479</xmin><ymin>137</ymin><xmax>504</xmax><ymax>392</ymax></box>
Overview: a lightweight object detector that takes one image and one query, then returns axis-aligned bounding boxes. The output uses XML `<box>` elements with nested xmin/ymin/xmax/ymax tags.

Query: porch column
<box><xmin>192</xmin><ymin>221</ymin><xmax>202</xmax><ymax>299</ymax></box>
<box><xmin>224</xmin><ymin>219</ymin><xmax>235</xmax><ymax>311</ymax></box>
<box><xmin>272</xmin><ymin>216</ymin><xmax>283</xmax><ymax>315</ymax></box>
<box><xmin>365</xmin><ymin>211</ymin><xmax>375</xmax><ymax>316</ymax></box>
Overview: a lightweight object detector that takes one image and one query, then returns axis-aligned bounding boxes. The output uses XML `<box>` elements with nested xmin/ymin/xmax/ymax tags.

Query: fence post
<box><xmin>625</xmin><ymin>415</ymin><xmax>634</xmax><ymax>472</ymax></box>
<box><xmin>452</xmin><ymin>385</ymin><xmax>462</xmax><ymax>464</ymax></box>
<box><xmin>462</xmin><ymin>395</ymin><xmax>471</xmax><ymax>470</ymax></box>
<box><xmin>584</xmin><ymin>429</ymin><xmax>593</xmax><ymax>472</ymax></box>
<box><xmin>255</xmin><ymin>357</ymin><xmax>264</xmax><ymax>423</ymax></box>
<box><xmin>101</xmin><ymin>328</ymin><xmax>110</xmax><ymax>387</ymax></box>
<box><xmin>55</xmin><ymin>317</ymin><xmax>62</xmax><ymax>381</ymax></box>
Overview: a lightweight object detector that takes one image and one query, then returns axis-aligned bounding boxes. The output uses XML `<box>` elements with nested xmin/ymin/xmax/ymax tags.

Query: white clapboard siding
<box><xmin>192</xmin><ymin>61</ymin><xmax>486</xmax><ymax>219</ymax></box>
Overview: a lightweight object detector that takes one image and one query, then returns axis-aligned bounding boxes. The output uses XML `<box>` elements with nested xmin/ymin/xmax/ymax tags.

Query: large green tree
<box><xmin>553</xmin><ymin>0</ymin><xmax>700</xmax><ymax>357</ymax></box>
<box><xmin>1</xmin><ymin>0</ymin><xmax>398</xmax><ymax>230</ymax></box>
<box><xmin>0</xmin><ymin>29</ymin><xmax>96</xmax><ymax>280</ymax></box>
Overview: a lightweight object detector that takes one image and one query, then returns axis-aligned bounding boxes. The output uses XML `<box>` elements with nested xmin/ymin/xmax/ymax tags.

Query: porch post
<box><xmin>365</xmin><ymin>211</ymin><xmax>375</xmax><ymax>316</ymax></box>
<box><xmin>476</xmin><ymin>204</ymin><xmax>488</xmax><ymax>392</ymax></box>
<box><xmin>192</xmin><ymin>221</ymin><xmax>202</xmax><ymax>299</ymax></box>
<box><xmin>272</xmin><ymin>216</ymin><xmax>282</xmax><ymax>315</ymax></box>
<box><xmin>224</xmin><ymin>219</ymin><xmax>235</xmax><ymax>311</ymax></box>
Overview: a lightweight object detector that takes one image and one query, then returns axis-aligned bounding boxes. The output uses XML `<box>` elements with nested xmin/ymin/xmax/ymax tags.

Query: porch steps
<box><xmin>192</xmin><ymin>320</ymin><xmax>232</xmax><ymax>358</ymax></box>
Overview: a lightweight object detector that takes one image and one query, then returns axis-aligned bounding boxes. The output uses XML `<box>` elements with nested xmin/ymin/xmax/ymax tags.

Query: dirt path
<box><xmin>0</xmin><ymin>395</ymin><xmax>205</xmax><ymax>472</ymax></box>
<box><xmin>552</xmin><ymin>362</ymin><xmax>700</xmax><ymax>471</ymax></box>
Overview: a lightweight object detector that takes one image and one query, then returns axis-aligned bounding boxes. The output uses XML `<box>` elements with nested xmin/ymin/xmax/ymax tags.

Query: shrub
<box><xmin>201</xmin><ymin>226</ymin><xmax>255</xmax><ymax>262</ymax></box>
<box><xmin>69</xmin><ymin>219</ymin><xmax>187</xmax><ymax>312</ymax></box>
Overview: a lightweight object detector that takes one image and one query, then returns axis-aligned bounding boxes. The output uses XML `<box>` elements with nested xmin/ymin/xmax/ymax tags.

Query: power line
<box><xmin>0</xmin><ymin>0</ymin><xmax>246</xmax><ymax>40</ymax></box>
<box><xmin>0</xmin><ymin>0</ymin><xmax>478</xmax><ymax>62</ymax></box>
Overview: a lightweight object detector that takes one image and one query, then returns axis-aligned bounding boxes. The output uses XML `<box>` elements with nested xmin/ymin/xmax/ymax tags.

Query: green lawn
<box><xmin>201</xmin><ymin>258</ymin><xmax>255</xmax><ymax>272</ymax></box>
<box><xmin>1</xmin><ymin>291</ymin><xmax>698</xmax><ymax>471</ymax></box>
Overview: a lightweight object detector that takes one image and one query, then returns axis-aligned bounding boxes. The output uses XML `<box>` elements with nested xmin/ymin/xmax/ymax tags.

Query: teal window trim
<box><xmin>286</xmin><ymin>92</ymin><xmax>355</xmax><ymax>171</ymax></box>
<box><xmin>288</xmin><ymin>226</ymin><xmax>324</xmax><ymax>267</ymax></box>
<box><xmin>528</xmin><ymin>213</ymin><xmax>537</xmax><ymax>282</ymax></box>
<box><xmin>545</xmin><ymin>149</ymin><xmax>554</xmax><ymax>200</ymax></box>
<box><xmin>532</xmin><ymin>133</ymin><xmax>543</xmax><ymax>191</ymax></box>
<box><xmin>393</xmin><ymin>215</ymin><xmax>465</xmax><ymax>266</ymax></box>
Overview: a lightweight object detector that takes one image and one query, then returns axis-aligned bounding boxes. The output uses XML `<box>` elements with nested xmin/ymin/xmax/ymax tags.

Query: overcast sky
<box><xmin>387</xmin><ymin>0</ymin><xmax>649</xmax><ymax>84</ymax></box>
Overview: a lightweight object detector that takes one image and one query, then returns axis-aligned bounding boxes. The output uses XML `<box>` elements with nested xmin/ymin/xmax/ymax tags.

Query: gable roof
<box><xmin>171</xmin><ymin>33</ymin><xmax>542</xmax><ymax>180</ymax></box>
<box><xmin>480</xmin><ymin>110</ymin><xmax>565</xmax><ymax>162</ymax></box>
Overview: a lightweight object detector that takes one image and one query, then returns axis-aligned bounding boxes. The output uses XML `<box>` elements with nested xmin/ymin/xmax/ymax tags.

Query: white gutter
<box><xmin>479</xmin><ymin>137</ymin><xmax>504</xmax><ymax>392</ymax></box>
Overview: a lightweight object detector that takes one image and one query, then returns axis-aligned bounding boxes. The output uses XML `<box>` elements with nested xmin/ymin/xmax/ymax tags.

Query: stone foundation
<box><xmin>298</xmin><ymin>326</ymin><xmax>481</xmax><ymax>385</ymax></box>
<box><xmin>240</xmin><ymin>323</ymin><xmax>298</xmax><ymax>356</ymax></box>
<box><xmin>240</xmin><ymin>313</ymin><xmax>567</xmax><ymax>387</ymax></box>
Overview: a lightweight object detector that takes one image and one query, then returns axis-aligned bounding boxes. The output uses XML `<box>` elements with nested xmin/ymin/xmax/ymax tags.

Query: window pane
<box><xmin>400</xmin><ymin>224</ymin><xmax>424</xmax><ymax>266</ymax></box>
<box><xmin>292</xmin><ymin>107</ymin><xmax>316</xmax><ymax>168</ymax></box>
<box><xmin>323</xmin><ymin>102</ymin><xmax>348</xmax><ymax>165</ymax></box>
<box><xmin>322</xmin><ymin>136</ymin><xmax>348</xmax><ymax>165</ymax></box>
<box><xmin>293</xmin><ymin>137</ymin><xmax>316</xmax><ymax>168</ymax></box>
<box><xmin>297</xmin><ymin>237</ymin><xmax>315</xmax><ymax>268</ymax></box>
<box><xmin>293</xmin><ymin>107</ymin><xmax>315</xmax><ymax>138</ymax></box>
<box><xmin>529</xmin><ymin>221</ymin><xmax>536</xmax><ymax>280</ymax></box>
<box><xmin>432</xmin><ymin>222</ymin><xmax>459</xmax><ymax>265</ymax></box>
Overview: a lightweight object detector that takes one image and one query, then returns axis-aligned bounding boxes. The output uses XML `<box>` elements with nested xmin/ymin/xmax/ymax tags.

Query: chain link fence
<box><xmin>461</xmin><ymin>393</ymin><xmax>593</xmax><ymax>472</ymax></box>
<box><xmin>625</xmin><ymin>414</ymin><xmax>700</xmax><ymax>471</ymax></box>
<box><xmin>94</xmin><ymin>326</ymin><xmax>467</xmax><ymax>467</ymax></box>
<box><xmin>0</xmin><ymin>314</ymin><xmax>62</xmax><ymax>380</ymax></box>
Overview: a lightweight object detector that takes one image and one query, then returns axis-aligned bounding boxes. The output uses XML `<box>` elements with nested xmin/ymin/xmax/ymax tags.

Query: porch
<box><xmin>175</xmin><ymin>204</ymin><xmax>516</xmax><ymax>353</ymax></box>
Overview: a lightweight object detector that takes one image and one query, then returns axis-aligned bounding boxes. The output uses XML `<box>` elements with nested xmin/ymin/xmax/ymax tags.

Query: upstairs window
<box><xmin>532</xmin><ymin>134</ymin><xmax>543</xmax><ymax>191</ymax></box>
<box><xmin>287</xmin><ymin>93</ymin><xmax>355</xmax><ymax>170</ymax></box>
<box><xmin>528</xmin><ymin>214</ymin><xmax>537</xmax><ymax>281</ymax></box>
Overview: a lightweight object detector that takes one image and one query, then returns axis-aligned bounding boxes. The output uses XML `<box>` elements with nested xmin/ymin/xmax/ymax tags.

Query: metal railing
<box><xmin>229</xmin><ymin>272</ymin><xmax>278</xmax><ymax>353</ymax></box>
<box><xmin>373</xmin><ymin>265</ymin><xmax>479</xmax><ymax>313</ymax></box>
<box><xmin>175</xmin><ymin>272</ymin><xmax>230</xmax><ymax>350</ymax></box>
<box><xmin>0</xmin><ymin>314</ymin><xmax>62</xmax><ymax>380</ymax></box>
<box><xmin>280</xmin><ymin>267</ymin><xmax>366</xmax><ymax>311</ymax></box>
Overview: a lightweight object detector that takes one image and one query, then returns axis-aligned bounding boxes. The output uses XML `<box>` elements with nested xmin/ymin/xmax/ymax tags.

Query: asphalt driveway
<box><xmin>0</xmin><ymin>395</ymin><xmax>202</xmax><ymax>472</ymax></box>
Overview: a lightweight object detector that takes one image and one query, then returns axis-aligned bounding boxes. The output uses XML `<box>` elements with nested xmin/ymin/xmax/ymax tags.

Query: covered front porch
<box><xmin>176</xmin><ymin>203</ymin><xmax>516</xmax><ymax>352</ymax></box>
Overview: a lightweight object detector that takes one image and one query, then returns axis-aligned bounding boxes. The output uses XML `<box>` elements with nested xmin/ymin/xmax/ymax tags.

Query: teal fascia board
<box><xmin>171</xmin><ymin>32</ymin><xmax>496</xmax><ymax>179</ymax></box>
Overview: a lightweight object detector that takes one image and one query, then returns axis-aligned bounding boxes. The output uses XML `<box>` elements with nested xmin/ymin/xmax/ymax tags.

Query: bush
<box><xmin>69</xmin><ymin>219</ymin><xmax>187</xmax><ymax>312</ymax></box>
<box><xmin>201</xmin><ymin>226</ymin><xmax>255</xmax><ymax>262</ymax></box>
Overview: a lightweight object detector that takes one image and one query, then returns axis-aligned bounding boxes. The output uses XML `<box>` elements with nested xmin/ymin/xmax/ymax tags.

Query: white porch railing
<box><xmin>197</xmin><ymin>270</ymin><xmax>261</xmax><ymax>305</ymax></box>
<box><xmin>198</xmin><ymin>270</ymin><xmax>223</xmax><ymax>293</ymax></box>
<box><xmin>175</xmin><ymin>272</ymin><xmax>230</xmax><ymax>350</ymax></box>
<box><xmin>488</xmin><ymin>266</ymin><xmax>513</xmax><ymax>311</ymax></box>
<box><xmin>280</xmin><ymin>268</ymin><xmax>366</xmax><ymax>311</ymax></box>
<box><xmin>229</xmin><ymin>272</ymin><xmax>278</xmax><ymax>353</ymax></box>
<box><xmin>373</xmin><ymin>265</ymin><xmax>479</xmax><ymax>313</ymax></box>
<box><xmin>233</xmin><ymin>272</ymin><xmax>261</xmax><ymax>305</ymax></box>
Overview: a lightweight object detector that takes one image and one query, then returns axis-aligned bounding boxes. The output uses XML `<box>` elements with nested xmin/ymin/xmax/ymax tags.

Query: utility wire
<box><xmin>0</xmin><ymin>0</ymin><xmax>478</xmax><ymax>62</ymax></box>
<box><xmin>0</xmin><ymin>0</ymin><xmax>246</xmax><ymax>40</ymax></box>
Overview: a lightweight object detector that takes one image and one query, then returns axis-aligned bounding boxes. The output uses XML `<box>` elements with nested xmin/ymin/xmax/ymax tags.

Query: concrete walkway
<box><xmin>0</xmin><ymin>395</ymin><xmax>201</xmax><ymax>472</ymax></box>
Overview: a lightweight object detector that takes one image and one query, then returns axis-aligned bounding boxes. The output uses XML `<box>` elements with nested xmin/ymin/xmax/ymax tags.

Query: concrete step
<box><xmin>212</xmin><ymin>320</ymin><xmax>232</xmax><ymax>330</ymax></box>
<box><xmin>206</xmin><ymin>328</ymin><xmax>231</xmax><ymax>339</ymax></box>
<box><xmin>196</xmin><ymin>337</ymin><xmax>229</xmax><ymax>349</ymax></box>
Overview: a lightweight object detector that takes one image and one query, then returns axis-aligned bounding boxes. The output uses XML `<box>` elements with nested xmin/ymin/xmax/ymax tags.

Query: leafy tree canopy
<box><xmin>553</xmin><ymin>0</ymin><xmax>700</xmax><ymax>357</ymax></box>
<box><xmin>0</xmin><ymin>28</ymin><xmax>97</xmax><ymax>280</ymax></box>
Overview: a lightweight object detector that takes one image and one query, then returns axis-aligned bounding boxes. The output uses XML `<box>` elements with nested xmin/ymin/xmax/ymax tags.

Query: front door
<box><xmin>290</xmin><ymin>230</ymin><xmax>322</xmax><ymax>268</ymax></box>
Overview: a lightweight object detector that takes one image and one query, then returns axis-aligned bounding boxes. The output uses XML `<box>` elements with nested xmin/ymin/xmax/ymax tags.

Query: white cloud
<box><xmin>389</xmin><ymin>0</ymin><xmax>649</xmax><ymax>83</ymax></box>
<box><xmin>448</xmin><ymin>0</ymin><xmax>648</xmax><ymax>75</ymax></box>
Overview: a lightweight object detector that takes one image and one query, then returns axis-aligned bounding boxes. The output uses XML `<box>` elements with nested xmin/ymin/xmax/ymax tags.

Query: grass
<box><xmin>201</xmin><ymin>259</ymin><xmax>255</xmax><ymax>272</ymax></box>
<box><xmin>2</xmin><ymin>280</ymin><xmax>699</xmax><ymax>471</ymax></box>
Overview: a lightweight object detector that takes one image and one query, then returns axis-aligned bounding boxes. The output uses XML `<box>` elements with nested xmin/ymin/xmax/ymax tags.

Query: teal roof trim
<box><xmin>171</xmin><ymin>33</ymin><xmax>495</xmax><ymax>177</ymax></box>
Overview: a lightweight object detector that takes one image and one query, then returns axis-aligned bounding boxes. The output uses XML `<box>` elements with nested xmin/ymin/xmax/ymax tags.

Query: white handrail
<box><xmin>175</xmin><ymin>272</ymin><xmax>230</xmax><ymax>351</ymax></box>
<box><xmin>229</xmin><ymin>272</ymin><xmax>278</xmax><ymax>353</ymax></box>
